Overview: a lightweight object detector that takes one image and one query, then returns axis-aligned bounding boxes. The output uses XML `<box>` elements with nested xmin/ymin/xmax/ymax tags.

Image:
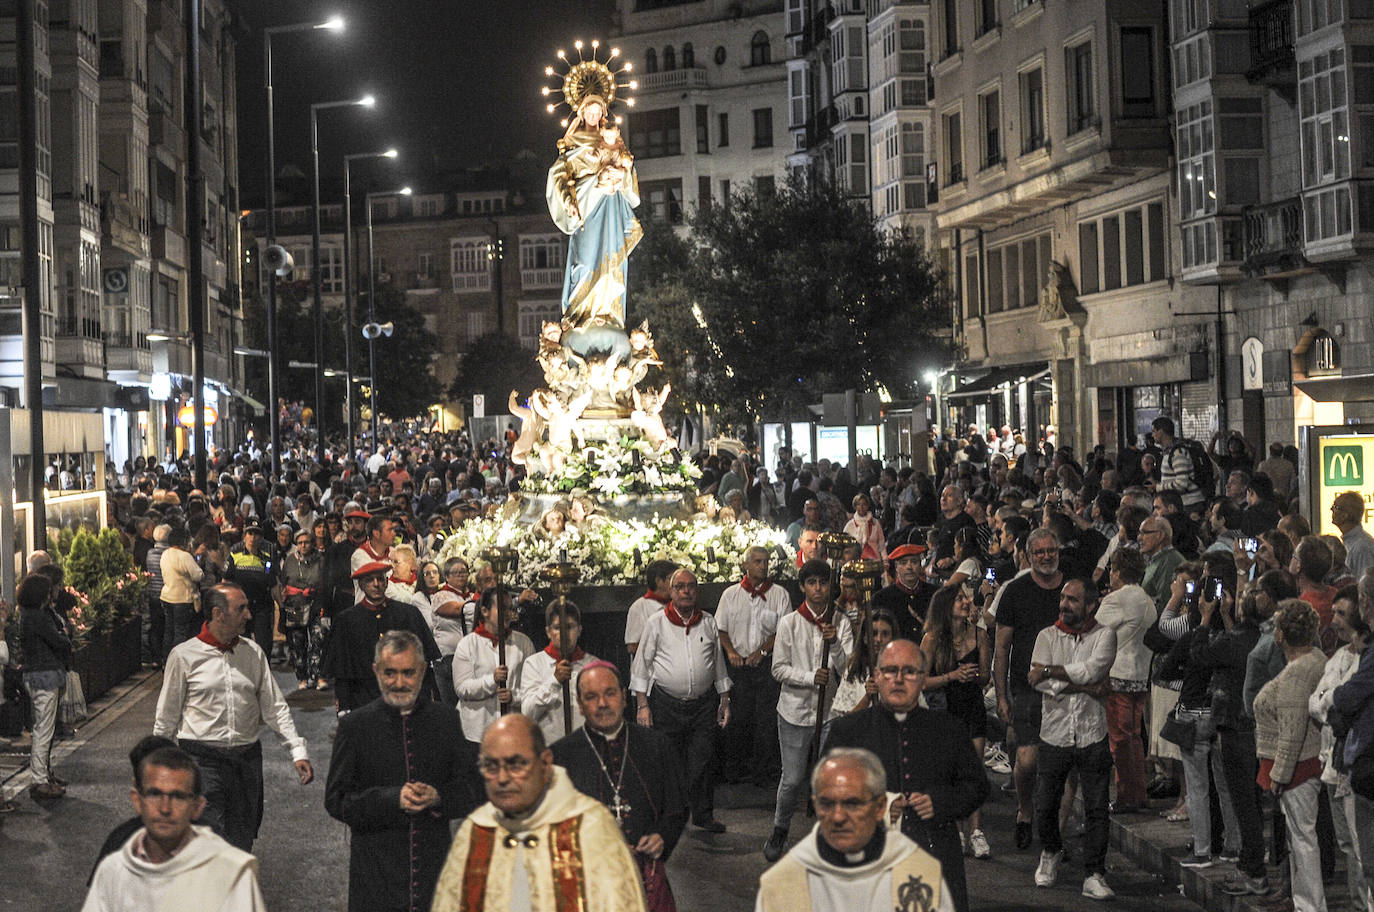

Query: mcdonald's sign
<box><xmin>1316</xmin><ymin>433</ymin><xmax>1374</xmax><ymax>535</ymax></box>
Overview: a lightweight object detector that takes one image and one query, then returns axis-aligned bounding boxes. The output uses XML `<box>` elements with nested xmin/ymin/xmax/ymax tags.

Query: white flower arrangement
<box><xmin>523</xmin><ymin>436</ymin><xmax>701</xmax><ymax>498</ymax></box>
<box><xmin>434</xmin><ymin>511</ymin><xmax>796</xmax><ymax>588</ymax></box>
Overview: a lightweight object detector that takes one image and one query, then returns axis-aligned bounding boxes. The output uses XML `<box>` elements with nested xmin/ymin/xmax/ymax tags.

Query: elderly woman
<box><xmin>386</xmin><ymin>544</ymin><xmax>432</xmax><ymax>628</ymax></box>
<box><xmin>843</xmin><ymin>493</ymin><xmax>886</xmax><ymax>560</ymax></box>
<box><xmin>18</xmin><ymin>573</ymin><xmax>70</xmax><ymax>799</ymax></box>
<box><xmin>1254</xmin><ymin>600</ymin><xmax>1329</xmax><ymax>912</ymax></box>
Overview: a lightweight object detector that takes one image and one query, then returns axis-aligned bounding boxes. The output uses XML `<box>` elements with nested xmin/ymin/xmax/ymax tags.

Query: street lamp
<box><xmin>264</xmin><ymin>14</ymin><xmax>345</xmax><ymax>479</ymax></box>
<box><xmin>365</xmin><ymin>186</ymin><xmax>412</xmax><ymax>447</ymax></box>
<box><xmin>343</xmin><ymin>147</ymin><xmax>399</xmax><ymax>459</ymax></box>
<box><xmin>310</xmin><ymin>94</ymin><xmax>375</xmax><ymax>470</ymax></box>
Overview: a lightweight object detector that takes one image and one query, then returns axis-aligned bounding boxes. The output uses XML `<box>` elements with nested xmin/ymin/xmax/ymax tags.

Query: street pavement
<box><xmin>0</xmin><ymin>666</ymin><xmax>1209</xmax><ymax>912</ymax></box>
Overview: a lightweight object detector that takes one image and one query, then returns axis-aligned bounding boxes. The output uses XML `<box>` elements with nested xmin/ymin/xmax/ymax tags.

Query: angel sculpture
<box><xmin>532</xmin><ymin>387</ymin><xmax>594</xmax><ymax>474</ymax></box>
<box><xmin>631</xmin><ymin>384</ymin><xmax>675</xmax><ymax>451</ymax></box>
<box><xmin>507</xmin><ymin>391</ymin><xmax>547</xmax><ymax>471</ymax></box>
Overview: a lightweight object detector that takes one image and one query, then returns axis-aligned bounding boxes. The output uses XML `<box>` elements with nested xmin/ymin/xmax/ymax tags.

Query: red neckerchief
<box><xmin>664</xmin><ymin>604</ymin><xmax>702</xmax><ymax>630</ymax></box>
<box><xmin>473</xmin><ymin>623</ymin><xmax>499</xmax><ymax>643</ymax></box>
<box><xmin>798</xmin><ymin>602</ymin><xmax>831</xmax><ymax>627</ymax></box>
<box><xmin>196</xmin><ymin>622</ymin><xmax>238</xmax><ymax>653</ymax></box>
<box><xmin>740</xmin><ymin>576</ymin><xmax>772</xmax><ymax>599</ymax></box>
<box><xmin>359</xmin><ymin>598</ymin><xmax>385</xmax><ymax>614</ymax></box>
<box><xmin>440</xmin><ymin>584</ymin><xmax>469</xmax><ymax>599</ymax></box>
<box><xmin>894</xmin><ymin>578</ymin><xmax>922</xmax><ymax>596</ymax></box>
<box><xmin>643</xmin><ymin>590</ymin><xmax>670</xmax><ymax>605</ymax></box>
<box><xmin>544</xmin><ymin>643</ymin><xmax>586</xmax><ymax>662</ymax></box>
<box><xmin>360</xmin><ymin>540</ymin><xmax>389</xmax><ymax>561</ymax></box>
<box><xmin>1055</xmin><ymin>616</ymin><xmax>1099</xmax><ymax>637</ymax></box>
<box><xmin>390</xmin><ymin>573</ymin><xmax>415</xmax><ymax>586</ymax></box>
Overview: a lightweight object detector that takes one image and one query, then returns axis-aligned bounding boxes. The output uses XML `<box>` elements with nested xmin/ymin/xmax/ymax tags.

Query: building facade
<box><xmin>611</xmin><ymin>0</ymin><xmax>790</xmax><ymax>218</ymax></box>
<box><xmin>0</xmin><ymin>0</ymin><xmax>249</xmax><ymax>477</ymax></box>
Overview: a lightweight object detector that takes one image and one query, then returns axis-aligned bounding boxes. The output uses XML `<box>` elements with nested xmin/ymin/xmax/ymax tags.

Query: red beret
<box><xmin>351</xmin><ymin>560</ymin><xmax>392</xmax><ymax>580</ymax></box>
<box><xmin>886</xmin><ymin>543</ymin><xmax>928</xmax><ymax>561</ymax></box>
<box><xmin>344</xmin><ymin>509</ymin><xmax>371</xmax><ymax>520</ymax></box>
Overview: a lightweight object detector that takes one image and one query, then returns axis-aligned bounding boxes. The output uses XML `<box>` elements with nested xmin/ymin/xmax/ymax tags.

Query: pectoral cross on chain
<box><xmin>610</xmin><ymin>792</ymin><xmax>632</xmax><ymax>822</ymax></box>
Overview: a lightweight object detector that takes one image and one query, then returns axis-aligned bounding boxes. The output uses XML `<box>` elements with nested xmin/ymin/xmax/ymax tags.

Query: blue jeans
<box><xmin>774</xmin><ymin>718</ymin><xmax>815</xmax><ymax>830</ymax></box>
<box><xmin>1176</xmin><ymin>708</ymin><xmax>1240</xmax><ymax>857</ymax></box>
<box><xmin>161</xmin><ymin>600</ymin><xmax>197</xmax><ymax>661</ymax></box>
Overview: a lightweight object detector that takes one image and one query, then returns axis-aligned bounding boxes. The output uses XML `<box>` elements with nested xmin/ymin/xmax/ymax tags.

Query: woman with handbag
<box><xmin>17</xmin><ymin>573</ymin><xmax>71</xmax><ymax>799</ymax></box>
<box><xmin>1157</xmin><ymin>584</ymin><xmax>1242</xmax><ymax>868</ymax></box>
<box><xmin>280</xmin><ymin>528</ymin><xmax>324</xmax><ymax>689</ymax></box>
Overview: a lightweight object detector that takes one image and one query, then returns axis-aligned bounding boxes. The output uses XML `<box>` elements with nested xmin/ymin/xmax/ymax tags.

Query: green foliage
<box><xmin>634</xmin><ymin>178</ymin><xmax>949</xmax><ymax>424</ymax></box>
<box><xmin>57</xmin><ymin>528</ymin><xmax>149</xmax><ymax>637</ymax></box>
<box><xmin>448</xmin><ymin>331</ymin><xmax>546</xmax><ymax>407</ymax></box>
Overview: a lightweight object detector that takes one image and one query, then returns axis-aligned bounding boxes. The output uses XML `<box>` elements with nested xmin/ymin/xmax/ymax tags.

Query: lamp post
<box><xmin>364</xmin><ymin>186</ymin><xmax>411</xmax><ymax>447</ymax></box>
<box><xmin>343</xmin><ymin>148</ymin><xmax>398</xmax><ymax>459</ymax></box>
<box><xmin>310</xmin><ymin>94</ymin><xmax>375</xmax><ymax>471</ymax></box>
<box><xmin>264</xmin><ymin>14</ymin><xmax>343</xmax><ymax>480</ymax></box>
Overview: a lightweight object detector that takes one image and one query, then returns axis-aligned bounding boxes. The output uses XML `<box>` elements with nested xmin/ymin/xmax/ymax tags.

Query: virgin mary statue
<box><xmin>546</xmin><ymin>91</ymin><xmax>642</xmax><ymax>331</ymax></box>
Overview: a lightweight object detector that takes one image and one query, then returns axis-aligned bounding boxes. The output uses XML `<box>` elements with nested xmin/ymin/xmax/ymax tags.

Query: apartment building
<box><xmin>247</xmin><ymin>185</ymin><xmax>567</xmax><ymax>403</ymax></box>
<box><xmin>0</xmin><ymin>0</ymin><xmax>248</xmax><ymax>473</ymax></box>
<box><xmin>930</xmin><ymin>0</ymin><xmax>1223</xmax><ymax>454</ymax></box>
<box><xmin>1167</xmin><ymin>0</ymin><xmax>1374</xmax><ymax>450</ymax></box>
<box><xmin>611</xmin><ymin>0</ymin><xmax>789</xmax><ymax>218</ymax></box>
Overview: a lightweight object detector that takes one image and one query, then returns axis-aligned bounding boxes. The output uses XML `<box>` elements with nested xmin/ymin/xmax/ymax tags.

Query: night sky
<box><xmin>235</xmin><ymin>0</ymin><xmax>616</xmax><ymax>204</ymax></box>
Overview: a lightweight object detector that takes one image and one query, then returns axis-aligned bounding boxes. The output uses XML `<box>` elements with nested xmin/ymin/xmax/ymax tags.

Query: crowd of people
<box><xmin>5</xmin><ymin>410</ymin><xmax>1374</xmax><ymax>911</ymax></box>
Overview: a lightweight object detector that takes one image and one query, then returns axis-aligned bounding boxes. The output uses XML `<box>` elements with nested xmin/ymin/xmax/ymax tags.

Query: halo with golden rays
<box><xmin>542</xmin><ymin>38</ymin><xmax>638</xmax><ymax>127</ymax></box>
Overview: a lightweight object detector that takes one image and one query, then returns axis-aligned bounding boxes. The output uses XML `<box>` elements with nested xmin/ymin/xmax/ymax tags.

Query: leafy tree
<box><xmin>634</xmin><ymin>178</ymin><xmax>948</xmax><ymax>425</ymax></box>
<box><xmin>448</xmin><ymin>331</ymin><xmax>546</xmax><ymax>408</ymax></box>
<box><xmin>357</xmin><ymin>283</ymin><xmax>442</xmax><ymax>420</ymax></box>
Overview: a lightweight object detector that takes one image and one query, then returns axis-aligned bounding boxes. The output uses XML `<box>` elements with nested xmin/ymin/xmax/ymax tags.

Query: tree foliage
<box><xmin>632</xmin><ymin>178</ymin><xmax>948</xmax><ymax>424</ymax></box>
<box><xmin>447</xmin><ymin>331</ymin><xmax>546</xmax><ymax>408</ymax></box>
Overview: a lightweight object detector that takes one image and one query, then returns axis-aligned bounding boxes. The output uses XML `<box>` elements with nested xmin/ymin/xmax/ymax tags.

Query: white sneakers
<box><xmin>1082</xmin><ymin>873</ymin><xmax>1115</xmax><ymax>900</ymax></box>
<box><xmin>983</xmin><ymin>743</ymin><xmax>1012</xmax><ymax>775</ymax></box>
<box><xmin>1034</xmin><ymin>850</ymin><xmax>1061</xmax><ymax>887</ymax></box>
<box><xmin>969</xmin><ymin>829</ymin><xmax>991</xmax><ymax>860</ymax></box>
<box><xmin>1035</xmin><ymin>853</ymin><xmax>1114</xmax><ymax>901</ymax></box>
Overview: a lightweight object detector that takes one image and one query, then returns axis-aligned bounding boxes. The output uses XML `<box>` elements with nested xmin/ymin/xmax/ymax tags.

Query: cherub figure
<box><xmin>628</xmin><ymin>320</ymin><xmax>660</xmax><ymax>363</ymax></box>
<box><xmin>631</xmin><ymin>384</ymin><xmax>675</xmax><ymax>451</ymax></box>
<box><xmin>532</xmin><ymin>387</ymin><xmax>593</xmax><ymax>474</ymax></box>
<box><xmin>508</xmin><ymin>390</ymin><xmax>548</xmax><ymax>471</ymax></box>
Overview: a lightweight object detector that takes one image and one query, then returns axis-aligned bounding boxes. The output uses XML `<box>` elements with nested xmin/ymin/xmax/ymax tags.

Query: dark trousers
<box><xmin>161</xmin><ymin>600</ymin><xmax>198</xmax><ymax>661</ymax></box>
<box><xmin>1035</xmin><ymin>738</ymin><xmax>1113</xmax><ymax>875</ymax></box>
<box><xmin>650</xmin><ymin>687</ymin><xmax>719</xmax><ymax>822</ymax></box>
<box><xmin>180</xmin><ymin>739</ymin><xmax>264</xmax><ymax>851</ymax></box>
<box><xmin>903</xmin><ymin>818</ymin><xmax>970</xmax><ymax>912</ymax></box>
<box><xmin>721</xmin><ymin>661</ymin><xmax>780</xmax><ymax>782</ymax></box>
<box><xmin>245</xmin><ymin>599</ymin><xmax>275</xmax><ymax>652</ymax></box>
<box><xmin>143</xmin><ymin>593</ymin><xmax>165</xmax><ymax>663</ymax></box>
<box><xmin>1218</xmin><ymin>725</ymin><xmax>1266</xmax><ymax>879</ymax></box>
<box><xmin>435</xmin><ymin>656</ymin><xmax>457</xmax><ymax>707</ymax></box>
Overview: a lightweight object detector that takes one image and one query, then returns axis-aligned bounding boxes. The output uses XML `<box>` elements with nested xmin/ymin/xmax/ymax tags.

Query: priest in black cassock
<box><xmin>552</xmin><ymin>661</ymin><xmax>687</xmax><ymax>912</ymax></box>
<box><xmin>321</xmin><ymin>561</ymin><xmax>441</xmax><ymax>712</ymax></box>
<box><xmin>824</xmin><ymin>639</ymin><xmax>989</xmax><ymax>912</ymax></box>
<box><xmin>325</xmin><ymin>629</ymin><xmax>481</xmax><ymax>912</ymax></box>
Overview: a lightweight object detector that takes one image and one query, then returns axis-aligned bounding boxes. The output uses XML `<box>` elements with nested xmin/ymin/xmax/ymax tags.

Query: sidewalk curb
<box><xmin>1110</xmin><ymin>813</ymin><xmax>1276</xmax><ymax>912</ymax></box>
<box><xmin>2</xmin><ymin>668</ymin><xmax>163</xmax><ymax>799</ymax></box>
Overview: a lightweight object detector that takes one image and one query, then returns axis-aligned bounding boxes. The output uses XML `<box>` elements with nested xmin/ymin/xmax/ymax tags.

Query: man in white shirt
<box><xmin>623</xmin><ymin>560</ymin><xmax>677</xmax><ymax>656</ymax></box>
<box><xmin>82</xmin><ymin>745</ymin><xmax>266</xmax><ymax>912</ymax></box>
<box><xmin>764</xmin><ymin>559</ymin><xmax>853</xmax><ymax>862</ymax></box>
<box><xmin>717</xmin><ymin>546</ymin><xmax>792</xmax><ymax>786</ymax></box>
<box><xmin>520</xmin><ymin>602</ymin><xmax>598</xmax><ymax>743</ymax></box>
<box><xmin>452</xmin><ymin>587</ymin><xmax>534</xmax><ymax>747</ymax></box>
<box><xmin>1028</xmin><ymin>577</ymin><xmax>1118</xmax><ymax>901</ymax></box>
<box><xmin>631</xmin><ymin>568</ymin><xmax>732</xmax><ymax>833</ymax></box>
<box><xmin>152</xmin><ymin>584</ymin><xmax>313</xmax><ymax>852</ymax></box>
<box><xmin>350</xmin><ymin>515</ymin><xmax>395</xmax><ymax>602</ymax></box>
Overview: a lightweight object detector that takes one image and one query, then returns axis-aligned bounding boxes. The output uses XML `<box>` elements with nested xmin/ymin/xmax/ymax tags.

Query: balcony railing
<box><xmin>1248</xmin><ymin>0</ymin><xmax>1295</xmax><ymax>83</ymax></box>
<box><xmin>636</xmin><ymin>67</ymin><xmax>708</xmax><ymax>94</ymax></box>
<box><xmin>1243</xmin><ymin>196</ymin><xmax>1308</xmax><ymax>274</ymax></box>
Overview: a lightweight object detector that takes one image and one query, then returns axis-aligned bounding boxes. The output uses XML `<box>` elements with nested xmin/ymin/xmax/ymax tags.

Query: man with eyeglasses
<box><xmin>83</xmin><ymin>745</ymin><xmax>266</xmax><ymax>912</ymax></box>
<box><xmin>432</xmin><ymin>714</ymin><xmax>647</xmax><ymax>912</ymax></box>
<box><xmin>993</xmin><ymin>527</ymin><xmax>1066</xmax><ymax>851</ymax></box>
<box><xmin>1139</xmin><ymin>516</ymin><xmax>1185</xmax><ymax>612</ymax></box>
<box><xmin>825</xmin><ymin>640</ymin><xmax>988</xmax><ymax>912</ymax></box>
<box><xmin>326</xmin><ymin>630</ymin><xmax>477</xmax><ymax>912</ymax></box>
<box><xmin>756</xmin><ymin>747</ymin><xmax>955</xmax><ymax>912</ymax></box>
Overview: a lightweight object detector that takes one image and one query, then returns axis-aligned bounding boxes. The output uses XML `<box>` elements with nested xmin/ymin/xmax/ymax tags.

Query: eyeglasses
<box><xmin>815</xmin><ymin>796</ymin><xmax>877</xmax><ymax>814</ymax></box>
<box><xmin>477</xmin><ymin>755</ymin><xmax>536</xmax><ymax>779</ymax></box>
<box><xmin>877</xmin><ymin>664</ymin><xmax>925</xmax><ymax>678</ymax></box>
<box><xmin>139</xmin><ymin>787</ymin><xmax>197</xmax><ymax>804</ymax></box>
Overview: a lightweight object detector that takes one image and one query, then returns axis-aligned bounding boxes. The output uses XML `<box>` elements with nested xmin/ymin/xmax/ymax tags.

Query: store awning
<box><xmin>1082</xmin><ymin>352</ymin><xmax>1208</xmax><ymax>388</ymax></box>
<box><xmin>1294</xmin><ymin>372</ymin><xmax>1374</xmax><ymax>402</ymax></box>
<box><xmin>946</xmin><ymin>366</ymin><xmax>1046</xmax><ymax>400</ymax></box>
<box><xmin>236</xmin><ymin>391</ymin><xmax>267</xmax><ymax>417</ymax></box>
